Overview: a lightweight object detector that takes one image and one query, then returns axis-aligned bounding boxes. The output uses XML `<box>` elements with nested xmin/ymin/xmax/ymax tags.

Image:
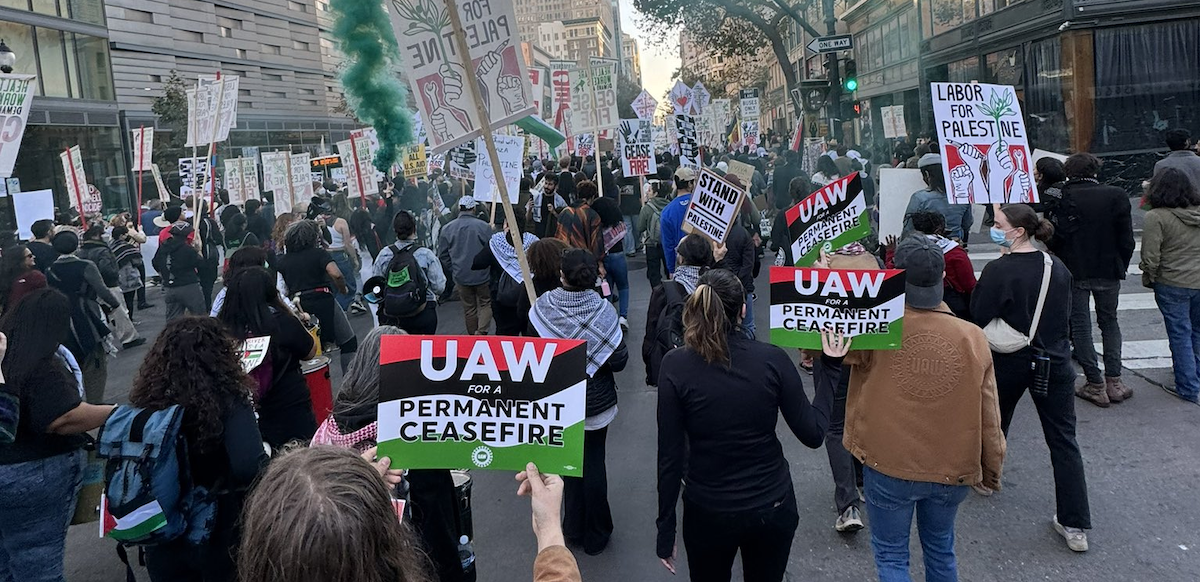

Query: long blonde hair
<box><xmin>682</xmin><ymin>269</ymin><xmax>745</xmax><ymax>365</ymax></box>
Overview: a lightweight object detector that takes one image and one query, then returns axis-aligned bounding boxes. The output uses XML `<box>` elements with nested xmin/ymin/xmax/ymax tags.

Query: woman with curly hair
<box><xmin>129</xmin><ymin>316</ymin><xmax>269</xmax><ymax>581</ymax></box>
<box><xmin>217</xmin><ymin>266</ymin><xmax>317</xmax><ymax>448</ymax></box>
<box><xmin>265</xmin><ymin>211</ymin><xmax>296</xmax><ymax>268</ymax></box>
<box><xmin>526</xmin><ymin>237</ymin><xmax>568</xmax><ymax>296</ymax></box>
<box><xmin>276</xmin><ymin>220</ymin><xmax>357</xmax><ymax>369</ymax></box>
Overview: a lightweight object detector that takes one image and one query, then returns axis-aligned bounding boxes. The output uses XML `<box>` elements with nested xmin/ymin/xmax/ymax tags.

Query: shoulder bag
<box><xmin>984</xmin><ymin>251</ymin><xmax>1052</xmax><ymax>353</ymax></box>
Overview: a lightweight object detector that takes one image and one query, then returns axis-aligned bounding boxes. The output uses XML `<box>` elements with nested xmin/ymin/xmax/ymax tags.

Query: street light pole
<box><xmin>822</xmin><ymin>0</ymin><xmax>842</xmax><ymax>142</ymax></box>
<box><xmin>0</xmin><ymin>40</ymin><xmax>14</xmax><ymax>74</ymax></box>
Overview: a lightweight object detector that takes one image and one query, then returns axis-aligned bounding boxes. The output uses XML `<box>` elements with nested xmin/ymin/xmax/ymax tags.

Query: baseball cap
<box><xmin>893</xmin><ymin>235</ymin><xmax>945</xmax><ymax>310</ymax></box>
<box><xmin>459</xmin><ymin>195</ymin><xmax>479</xmax><ymax>209</ymax></box>
<box><xmin>917</xmin><ymin>153</ymin><xmax>942</xmax><ymax>169</ymax></box>
<box><xmin>674</xmin><ymin>167</ymin><xmax>696</xmax><ymax>181</ymax></box>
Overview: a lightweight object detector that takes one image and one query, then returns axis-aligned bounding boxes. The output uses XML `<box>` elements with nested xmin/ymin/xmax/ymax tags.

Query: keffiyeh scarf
<box><xmin>490</xmin><ymin>231</ymin><xmax>538</xmax><ymax>280</ymax></box>
<box><xmin>529</xmin><ymin>287</ymin><xmax>622</xmax><ymax>377</ymax></box>
<box><xmin>673</xmin><ymin>265</ymin><xmax>702</xmax><ymax>293</ymax></box>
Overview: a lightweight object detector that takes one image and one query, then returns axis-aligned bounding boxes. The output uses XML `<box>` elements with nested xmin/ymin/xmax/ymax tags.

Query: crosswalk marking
<box><xmin>1094</xmin><ymin>340</ymin><xmax>1173</xmax><ymax>370</ymax></box>
<box><xmin>962</xmin><ymin>283</ymin><xmax>1159</xmax><ymax>312</ymax></box>
<box><xmin>968</xmin><ymin>241</ymin><xmax>1142</xmax><ymax>262</ymax></box>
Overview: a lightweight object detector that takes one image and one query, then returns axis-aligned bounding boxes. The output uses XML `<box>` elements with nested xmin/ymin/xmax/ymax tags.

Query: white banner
<box><xmin>589</xmin><ymin>57</ymin><xmax>619</xmax><ymax>132</ymax></box>
<box><xmin>473</xmin><ymin>135</ymin><xmax>522</xmax><ymax>203</ymax></box>
<box><xmin>131</xmin><ymin>127</ymin><xmax>154</xmax><ymax>172</ymax></box>
<box><xmin>0</xmin><ymin>74</ymin><xmax>37</xmax><ymax>178</ymax></box>
<box><xmin>291</xmin><ymin>152</ymin><xmax>314</xmax><ymax>205</ymax></box>
<box><xmin>932</xmin><ymin>82</ymin><xmax>1035</xmax><ymax>204</ymax></box>
<box><xmin>387</xmin><ymin>0</ymin><xmax>534</xmax><ymax>153</ymax></box>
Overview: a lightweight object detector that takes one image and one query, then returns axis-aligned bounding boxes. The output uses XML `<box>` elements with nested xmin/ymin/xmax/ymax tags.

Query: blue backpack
<box><xmin>96</xmin><ymin>405</ymin><xmax>217</xmax><ymax>547</ymax></box>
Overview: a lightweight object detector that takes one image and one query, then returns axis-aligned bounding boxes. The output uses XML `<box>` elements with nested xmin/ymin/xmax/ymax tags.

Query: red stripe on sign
<box><xmin>379</xmin><ymin>335</ymin><xmax>586</xmax><ymax>368</ymax></box>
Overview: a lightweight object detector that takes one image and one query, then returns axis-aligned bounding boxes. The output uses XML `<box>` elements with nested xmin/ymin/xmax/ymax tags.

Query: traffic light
<box><xmin>843</xmin><ymin>59</ymin><xmax>858</xmax><ymax>92</ymax></box>
<box><xmin>841</xmin><ymin>100</ymin><xmax>862</xmax><ymax>119</ymax></box>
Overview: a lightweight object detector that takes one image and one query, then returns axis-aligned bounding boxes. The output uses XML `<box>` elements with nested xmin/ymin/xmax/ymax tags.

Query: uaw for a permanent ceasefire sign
<box><xmin>769</xmin><ymin>268</ymin><xmax>906</xmax><ymax>350</ymax></box>
<box><xmin>377</xmin><ymin>335</ymin><xmax>587</xmax><ymax>476</ymax></box>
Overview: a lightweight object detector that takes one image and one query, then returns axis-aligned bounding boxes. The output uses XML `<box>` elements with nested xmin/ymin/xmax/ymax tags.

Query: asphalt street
<box><xmin>64</xmin><ymin>208</ymin><xmax>1200</xmax><ymax>581</ymax></box>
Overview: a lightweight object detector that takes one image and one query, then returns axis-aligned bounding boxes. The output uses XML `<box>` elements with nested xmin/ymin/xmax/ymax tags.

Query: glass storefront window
<box><xmin>0</xmin><ymin>22</ymin><xmax>38</xmax><ymax>93</ymax></box>
<box><xmin>71</xmin><ymin>33</ymin><xmax>113</xmax><ymax>100</ymax></box>
<box><xmin>985</xmin><ymin>47</ymin><xmax>1023</xmax><ymax>86</ymax></box>
<box><xmin>65</xmin><ymin>0</ymin><xmax>104</xmax><ymax>25</ymax></box>
<box><xmin>9</xmin><ymin>124</ymin><xmax>129</xmax><ymax>215</ymax></box>
<box><xmin>948</xmin><ymin>57</ymin><xmax>978</xmax><ymax>82</ymax></box>
<box><xmin>29</xmin><ymin>0</ymin><xmax>58</xmax><ymax>16</ymax></box>
<box><xmin>1025</xmin><ymin>37</ymin><xmax>1069</xmax><ymax>152</ymax></box>
<box><xmin>35</xmin><ymin>27</ymin><xmax>69</xmax><ymax>97</ymax></box>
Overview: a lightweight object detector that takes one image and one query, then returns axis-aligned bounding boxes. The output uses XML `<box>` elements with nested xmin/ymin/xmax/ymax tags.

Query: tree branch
<box><xmin>768</xmin><ymin>0</ymin><xmax>822</xmax><ymax>39</ymax></box>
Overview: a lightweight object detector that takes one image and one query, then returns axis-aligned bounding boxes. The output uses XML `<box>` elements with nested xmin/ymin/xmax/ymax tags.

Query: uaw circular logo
<box><xmin>471</xmin><ymin>446</ymin><xmax>494</xmax><ymax>468</ymax></box>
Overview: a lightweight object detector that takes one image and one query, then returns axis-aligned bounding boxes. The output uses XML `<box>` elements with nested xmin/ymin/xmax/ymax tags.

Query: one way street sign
<box><xmin>806</xmin><ymin>34</ymin><xmax>853</xmax><ymax>54</ymax></box>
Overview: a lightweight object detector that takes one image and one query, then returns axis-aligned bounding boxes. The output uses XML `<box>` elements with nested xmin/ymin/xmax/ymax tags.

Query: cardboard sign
<box><xmin>785</xmin><ymin>173</ymin><xmax>869</xmax><ymax>266</ymax></box>
<box><xmin>877</xmin><ymin>168</ymin><xmax>927</xmax><ymax>241</ymax></box>
<box><xmin>403</xmin><ymin>144</ymin><xmax>428</xmax><ymax>179</ymax></box>
<box><xmin>725</xmin><ymin>160</ymin><xmax>755</xmax><ymax>187</ymax></box>
<box><xmin>769</xmin><ymin>267</ymin><xmax>905</xmax><ymax>349</ymax></box>
<box><xmin>239</xmin><ymin>336</ymin><xmax>271</xmax><ymax>373</ymax></box>
<box><xmin>240</xmin><ymin>157</ymin><xmax>259</xmax><ymax>201</ymax></box>
<box><xmin>674</xmin><ymin>115</ymin><xmax>699</xmax><ymax>168</ymax></box>
<box><xmin>290</xmin><ymin>153</ymin><xmax>314</xmax><ymax>205</ymax></box>
<box><xmin>932</xmin><ymin>82</ymin><xmax>1035</xmax><ymax>205</ymax></box>
<box><xmin>588</xmin><ymin>57</ymin><xmax>618</xmax><ymax>131</ymax></box>
<box><xmin>131</xmin><ymin>127</ymin><xmax>154</xmax><ymax>172</ymax></box>
<box><xmin>388</xmin><ymin>0</ymin><xmax>534</xmax><ymax>153</ymax></box>
<box><xmin>617</xmin><ymin>119</ymin><xmax>656</xmax><ymax>177</ymax></box>
<box><xmin>881</xmin><ymin>105</ymin><xmax>907</xmax><ymax>140</ymax></box>
<box><xmin>632</xmin><ymin>89</ymin><xmax>657</xmax><ymax>120</ymax></box>
<box><xmin>60</xmin><ymin>146</ymin><xmax>88</xmax><ymax>215</ymax></box>
<box><xmin>684</xmin><ymin>169</ymin><xmax>746</xmax><ymax>244</ymax></box>
<box><xmin>225</xmin><ymin>158</ymin><xmax>244</xmax><ymax>205</ymax></box>
<box><xmin>261</xmin><ymin>152</ymin><xmax>290</xmax><ymax>199</ymax></box>
<box><xmin>473</xmin><ymin>135</ymin><xmax>522</xmax><ymax>203</ymax></box>
<box><xmin>376</xmin><ymin>335</ymin><xmax>587</xmax><ymax>476</ymax></box>
<box><xmin>0</xmin><ymin>75</ymin><xmax>36</xmax><ymax>178</ymax></box>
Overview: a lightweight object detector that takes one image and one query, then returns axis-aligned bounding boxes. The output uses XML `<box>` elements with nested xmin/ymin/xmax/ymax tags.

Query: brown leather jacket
<box><xmin>534</xmin><ymin>546</ymin><xmax>582</xmax><ymax>582</ymax></box>
<box><xmin>843</xmin><ymin>304</ymin><xmax>1005</xmax><ymax>490</ymax></box>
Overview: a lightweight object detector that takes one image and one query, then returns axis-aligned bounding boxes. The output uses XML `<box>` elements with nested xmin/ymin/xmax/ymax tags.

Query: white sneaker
<box><xmin>1053</xmin><ymin>515</ymin><xmax>1089</xmax><ymax>552</ymax></box>
<box><xmin>835</xmin><ymin>506</ymin><xmax>864</xmax><ymax>532</ymax></box>
<box><xmin>619</xmin><ymin>316</ymin><xmax>628</xmax><ymax>331</ymax></box>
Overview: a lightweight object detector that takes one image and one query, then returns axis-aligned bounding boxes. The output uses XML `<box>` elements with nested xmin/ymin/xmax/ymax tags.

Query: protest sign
<box><xmin>589</xmin><ymin>57</ymin><xmax>618</xmax><ymax>131</ymax></box>
<box><xmin>769</xmin><ymin>267</ymin><xmax>906</xmax><ymax>349</ymax></box>
<box><xmin>550</xmin><ymin>60</ymin><xmax>574</xmax><ymax>138</ymax></box>
<box><xmin>376</xmin><ymin>335</ymin><xmax>587</xmax><ymax>476</ymax></box>
<box><xmin>790</xmin><ymin>117</ymin><xmax>804</xmax><ymax>151</ymax></box>
<box><xmin>224</xmin><ymin>158</ymin><xmax>244</xmax><ymax>204</ymax></box>
<box><xmin>801</xmin><ymin>137</ymin><xmax>825</xmax><ymax>178</ymax></box>
<box><xmin>473</xmin><ymin>135</ymin><xmax>522</xmax><ymax>204</ymax></box>
<box><xmin>741</xmin><ymin>121</ymin><xmax>760</xmax><ymax>149</ymax></box>
<box><xmin>725</xmin><ymin>159</ymin><xmax>755</xmax><ymax>187</ymax></box>
<box><xmin>877</xmin><ymin>168</ymin><xmax>927</xmax><ymax>240</ymax></box>
<box><xmin>569</xmin><ymin>68</ymin><xmax>594</xmax><ymax>133</ymax></box>
<box><xmin>674</xmin><ymin>115</ymin><xmax>699</xmax><ymax>168</ymax></box>
<box><xmin>617</xmin><ymin>119</ymin><xmax>656</xmax><ymax>177</ymax></box>
<box><xmin>0</xmin><ymin>74</ymin><xmax>36</xmax><ymax>178</ymax></box>
<box><xmin>881</xmin><ymin>105</ymin><xmax>907</xmax><ymax>140</ymax></box>
<box><xmin>785</xmin><ymin>173</ymin><xmax>869</xmax><ymax>266</ymax></box>
<box><xmin>690</xmin><ymin>82</ymin><xmax>711</xmax><ymax>115</ymax></box>
<box><xmin>684</xmin><ymin>169</ymin><xmax>745</xmax><ymax>244</ymax></box>
<box><xmin>290</xmin><ymin>153</ymin><xmax>314</xmax><ymax>204</ymax></box>
<box><xmin>388</xmin><ymin>0</ymin><xmax>534</xmax><ymax>153</ymax></box>
<box><xmin>261</xmin><ymin>152</ymin><xmax>290</xmax><ymax>199</ymax></box>
<box><xmin>528</xmin><ymin>66</ymin><xmax>547</xmax><ymax>119</ymax></box>
<box><xmin>186</xmin><ymin>76</ymin><xmax>239</xmax><ymax>147</ymax></box>
<box><xmin>60</xmin><ymin>146</ymin><xmax>88</xmax><ymax>216</ymax></box>
<box><xmin>240</xmin><ymin>157</ymin><xmax>259</xmax><ymax>200</ymax></box>
<box><xmin>13</xmin><ymin>189</ymin><xmax>54</xmax><ymax>239</ymax></box>
<box><xmin>337</xmin><ymin>139</ymin><xmax>366</xmax><ymax>198</ymax></box>
<box><xmin>449</xmin><ymin>143</ymin><xmax>477</xmax><ymax>179</ymax></box>
<box><xmin>573</xmin><ymin>133</ymin><xmax>595</xmax><ymax>159</ymax></box>
<box><xmin>632</xmin><ymin>89</ymin><xmax>657</xmax><ymax>120</ymax></box>
<box><xmin>427</xmin><ymin>152</ymin><xmax>446</xmax><ymax>175</ymax></box>
<box><xmin>238</xmin><ymin>336</ymin><xmax>271</xmax><ymax>373</ymax></box>
<box><xmin>131</xmin><ymin>127</ymin><xmax>154</xmax><ymax>172</ymax></box>
<box><xmin>932</xmin><ymin>82</ymin><xmax>1035</xmax><ymax>205</ymax></box>
<box><xmin>178</xmin><ymin>156</ymin><xmax>211</xmax><ymax>199</ymax></box>
<box><xmin>711</xmin><ymin>99</ymin><xmax>732</xmax><ymax>132</ymax></box>
<box><xmin>150</xmin><ymin>164</ymin><xmax>170</xmax><ymax>202</ymax></box>
<box><xmin>404</xmin><ymin>144</ymin><xmax>428</xmax><ymax>179</ymax></box>
<box><xmin>668</xmin><ymin>81</ymin><xmax>691</xmax><ymax>115</ymax></box>
<box><xmin>82</xmin><ymin>184</ymin><xmax>103</xmax><ymax>215</ymax></box>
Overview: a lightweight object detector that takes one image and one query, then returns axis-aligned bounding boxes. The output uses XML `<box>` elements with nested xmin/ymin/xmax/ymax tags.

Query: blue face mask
<box><xmin>990</xmin><ymin>227</ymin><xmax>1013</xmax><ymax>248</ymax></box>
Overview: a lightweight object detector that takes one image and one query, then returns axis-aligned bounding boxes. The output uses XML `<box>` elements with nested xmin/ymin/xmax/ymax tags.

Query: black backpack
<box><xmin>647</xmin><ymin>281</ymin><xmax>688</xmax><ymax>386</ymax></box>
<box><xmin>382</xmin><ymin>243</ymin><xmax>429</xmax><ymax>318</ymax></box>
<box><xmin>495</xmin><ymin>271</ymin><xmax>523</xmax><ymax>308</ymax></box>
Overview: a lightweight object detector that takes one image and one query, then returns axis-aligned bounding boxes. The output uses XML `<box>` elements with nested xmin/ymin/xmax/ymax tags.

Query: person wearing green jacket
<box><xmin>637</xmin><ymin>178</ymin><xmax>673</xmax><ymax>289</ymax></box>
<box><xmin>1140</xmin><ymin>167</ymin><xmax>1200</xmax><ymax>404</ymax></box>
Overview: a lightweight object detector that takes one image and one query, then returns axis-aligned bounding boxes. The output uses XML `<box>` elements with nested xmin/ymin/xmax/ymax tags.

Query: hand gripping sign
<box><xmin>376</xmin><ymin>335</ymin><xmax>587</xmax><ymax>476</ymax></box>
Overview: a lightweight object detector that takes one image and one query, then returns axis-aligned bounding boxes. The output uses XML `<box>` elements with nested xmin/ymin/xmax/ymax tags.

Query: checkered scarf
<box><xmin>673</xmin><ymin>265</ymin><xmax>703</xmax><ymax>293</ymax></box>
<box><xmin>529</xmin><ymin>287</ymin><xmax>622</xmax><ymax>377</ymax></box>
<box><xmin>489</xmin><ymin>231</ymin><xmax>538</xmax><ymax>281</ymax></box>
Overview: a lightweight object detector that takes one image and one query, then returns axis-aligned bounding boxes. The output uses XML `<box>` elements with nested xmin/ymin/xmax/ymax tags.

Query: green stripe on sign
<box><xmin>108</xmin><ymin>512</ymin><xmax>168</xmax><ymax>542</ymax></box>
<box><xmin>770</xmin><ymin>326</ymin><xmax>903</xmax><ymax>350</ymax></box>
<box><xmin>377</xmin><ymin>421</ymin><xmax>585</xmax><ymax>477</ymax></box>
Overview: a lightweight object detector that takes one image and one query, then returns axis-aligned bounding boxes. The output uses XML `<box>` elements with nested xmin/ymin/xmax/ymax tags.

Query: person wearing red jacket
<box><xmin>885</xmin><ymin>210</ymin><xmax>977</xmax><ymax>319</ymax></box>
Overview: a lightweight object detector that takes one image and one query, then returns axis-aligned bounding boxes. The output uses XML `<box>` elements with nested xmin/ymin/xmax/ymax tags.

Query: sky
<box><xmin>620</xmin><ymin>0</ymin><xmax>681</xmax><ymax>102</ymax></box>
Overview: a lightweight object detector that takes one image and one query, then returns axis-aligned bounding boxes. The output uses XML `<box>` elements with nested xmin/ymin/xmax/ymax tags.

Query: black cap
<box><xmin>893</xmin><ymin>235</ymin><xmax>945</xmax><ymax>309</ymax></box>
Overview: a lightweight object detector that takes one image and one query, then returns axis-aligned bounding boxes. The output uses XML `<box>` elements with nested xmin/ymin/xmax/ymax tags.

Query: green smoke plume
<box><xmin>331</xmin><ymin>0</ymin><xmax>413</xmax><ymax>172</ymax></box>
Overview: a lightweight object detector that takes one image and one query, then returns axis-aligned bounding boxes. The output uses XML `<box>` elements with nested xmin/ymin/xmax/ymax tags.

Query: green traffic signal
<box><xmin>844</xmin><ymin>78</ymin><xmax>858</xmax><ymax>92</ymax></box>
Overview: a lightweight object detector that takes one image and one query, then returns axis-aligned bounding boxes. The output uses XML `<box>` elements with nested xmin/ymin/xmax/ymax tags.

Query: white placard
<box><xmin>13</xmin><ymin>189</ymin><xmax>54</xmax><ymax>239</ymax></box>
<box><xmin>150</xmin><ymin>163</ymin><xmax>170</xmax><ymax>202</ymax></box>
<box><xmin>684</xmin><ymin>169</ymin><xmax>746</xmax><ymax>244</ymax></box>
<box><xmin>881</xmin><ymin>105</ymin><xmax>907</xmax><ymax>140</ymax></box>
<box><xmin>291</xmin><ymin>153</ymin><xmax>314</xmax><ymax>205</ymax></box>
<box><xmin>668</xmin><ymin>81</ymin><xmax>691</xmax><ymax>115</ymax></box>
<box><xmin>617</xmin><ymin>119</ymin><xmax>656</xmax><ymax>177</ymax></box>
<box><xmin>588</xmin><ymin>57</ymin><xmax>619</xmax><ymax>132</ymax></box>
<box><xmin>178</xmin><ymin>157</ymin><xmax>211</xmax><ymax>199</ymax></box>
<box><xmin>690</xmin><ymin>82</ymin><xmax>711</xmax><ymax>115</ymax></box>
<box><xmin>261</xmin><ymin>152</ymin><xmax>291</xmax><ymax>198</ymax></box>
<box><xmin>877</xmin><ymin>167</ymin><xmax>928</xmax><ymax>240</ymax></box>
<box><xmin>675</xmin><ymin>115</ymin><xmax>699</xmax><ymax>168</ymax></box>
<box><xmin>473</xmin><ymin>135</ymin><xmax>522</xmax><ymax>204</ymax></box>
<box><xmin>0</xmin><ymin>74</ymin><xmax>37</xmax><ymax>178</ymax></box>
<box><xmin>632</xmin><ymin>89</ymin><xmax>657</xmax><ymax>120</ymax></box>
<box><xmin>225</xmin><ymin>158</ymin><xmax>244</xmax><ymax>205</ymax></box>
<box><xmin>740</xmin><ymin>98</ymin><xmax>760</xmax><ymax>120</ymax></box>
<box><xmin>932</xmin><ymin>82</ymin><xmax>1035</xmax><ymax>205</ymax></box>
<box><xmin>241</xmin><ymin>157</ymin><xmax>259</xmax><ymax>200</ymax></box>
<box><xmin>59</xmin><ymin>146</ymin><xmax>88</xmax><ymax>215</ymax></box>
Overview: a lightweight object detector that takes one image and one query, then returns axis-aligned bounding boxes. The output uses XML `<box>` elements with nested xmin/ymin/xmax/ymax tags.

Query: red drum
<box><xmin>302</xmin><ymin>356</ymin><xmax>332</xmax><ymax>424</ymax></box>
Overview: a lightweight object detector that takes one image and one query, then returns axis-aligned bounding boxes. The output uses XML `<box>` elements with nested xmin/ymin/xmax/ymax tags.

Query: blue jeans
<box><xmin>329</xmin><ymin>250</ymin><xmax>358</xmax><ymax>311</ymax></box>
<box><xmin>1154</xmin><ymin>283</ymin><xmax>1200</xmax><ymax>401</ymax></box>
<box><xmin>0</xmin><ymin>449</ymin><xmax>85</xmax><ymax>582</ymax></box>
<box><xmin>623</xmin><ymin>215</ymin><xmax>640</xmax><ymax>252</ymax></box>
<box><xmin>863</xmin><ymin>466</ymin><xmax>968</xmax><ymax>582</ymax></box>
<box><xmin>603</xmin><ymin>253</ymin><xmax>630</xmax><ymax>318</ymax></box>
<box><xmin>743</xmin><ymin>292</ymin><xmax>757</xmax><ymax>339</ymax></box>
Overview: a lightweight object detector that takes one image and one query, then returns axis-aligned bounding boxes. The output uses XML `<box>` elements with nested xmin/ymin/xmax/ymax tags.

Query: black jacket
<box><xmin>153</xmin><ymin>238</ymin><xmax>202</xmax><ymax>287</ymax></box>
<box><xmin>587</xmin><ymin>341</ymin><xmax>628</xmax><ymax>418</ymax></box>
<box><xmin>718</xmin><ymin>224</ymin><xmax>755</xmax><ymax>294</ymax></box>
<box><xmin>1047</xmin><ymin>180</ymin><xmax>1135</xmax><ymax>281</ymax></box>
<box><xmin>78</xmin><ymin>240</ymin><xmax>120</xmax><ymax>288</ymax></box>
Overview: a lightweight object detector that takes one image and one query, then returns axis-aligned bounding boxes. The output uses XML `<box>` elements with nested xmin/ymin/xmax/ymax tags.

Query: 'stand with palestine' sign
<box><xmin>377</xmin><ymin>335</ymin><xmax>587</xmax><ymax>477</ymax></box>
<box><xmin>786</xmin><ymin>173</ymin><xmax>869</xmax><ymax>266</ymax></box>
<box><xmin>684</xmin><ymin>169</ymin><xmax>746</xmax><ymax>244</ymax></box>
<box><xmin>769</xmin><ymin>267</ymin><xmax>906</xmax><ymax>350</ymax></box>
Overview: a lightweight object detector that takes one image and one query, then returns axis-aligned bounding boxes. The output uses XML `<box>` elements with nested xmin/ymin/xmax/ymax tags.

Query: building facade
<box><xmin>516</xmin><ymin>0</ymin><xmax>614</xmax><ymax>52</ymax></box>
<box><xmin>0</xmin><ymin>0</ymin><xmax>127</xmax><ymax>221</ymax></box>
<box><xmin>536</xmin><ymin>16</ymin><xmax>615</xmax><ymax>65</ymax></box>
<box><xmin>842</xmin><ymin>0</ymin><xmax>921</xmax><ymax>161</ymax></box>
<box><xmin>621</xmin><ymin>32</ymin><xmax>640</xmax><ymax>85</ymax></box>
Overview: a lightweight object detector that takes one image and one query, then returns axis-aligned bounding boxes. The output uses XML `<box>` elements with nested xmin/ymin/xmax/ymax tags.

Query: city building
<box><xmin>515</xmin><ymin>0</ymin><xmax>614</xmax><ymax>52</ymax></box>
<box><xmin>0</xmin><ymin>0</ymin><xmax>128</xmax><ymax>221</ymax></box>
<box><xmin>621</xmin><ymin>32</ymin><xmax>641</xmax><ymax>85</ymax></box>
<box><xmin>536</xmin><ymin>16</ymin><xmax>615</xmax><ymax>65</ymax></box>
<box><xmin>917</xmin><ymin>0</ymin><xmax>1200</xmax><ymax>190</ymax></box>
<box><xmin>842</xmin><ymin>0</ymin><xmax>921</xmax><ymax>160</ymax></box>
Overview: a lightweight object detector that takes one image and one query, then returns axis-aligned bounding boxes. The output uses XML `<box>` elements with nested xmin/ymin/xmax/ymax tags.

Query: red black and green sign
<box><xmin>769</xmin><ymin>267</ymin><xmax>906</xmax><ymax>350</ymax></box>
<box><xmin>786</xmin><ymin>172</ymin><xmax>870</xmax><ymax>266</ymax></box>
<box><xmin>377</xmin><ymin>335</ymin><xmax>587</xmax><ymax>477</ymax></box>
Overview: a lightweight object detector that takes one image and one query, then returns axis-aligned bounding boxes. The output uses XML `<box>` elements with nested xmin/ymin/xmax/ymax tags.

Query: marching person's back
<box><xmin>643</xmin><ymin>234</ymin><xmax>713</xmax><ymax>386</ymax></box>
<box><xmin>437</xmin><ymin>196</ymin><xmax>494</xmax><ymax>335</ymax></box>
<box><xmin>840</xmin><ymin>235</ymin><xmax>1005</xmax><ymax>581</ymax></box>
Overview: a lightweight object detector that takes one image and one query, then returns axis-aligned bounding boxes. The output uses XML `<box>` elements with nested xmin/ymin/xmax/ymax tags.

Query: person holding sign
<box><xmin>902</xmin><ymin>154</ymin><xmax>973</xmax><ymax>241</ymax></box>
<box><xmin>656</xmin><ymin>269</ymin><xmax>835</xmax><ymax>580</ymax></box>
<box><xmin>528</xmin><ymin>249</ymin><xmax>628</xmax><ymax>556</ymax></box>
<box><xmin>838</xmin><ymin>236</ymin><xmax>1006</xmax><ymax>580</ymax></box>
<box><xmin>970</xmin><ymin>205</ymin><xmax>1092</xmax><ymax>552</ymax></box>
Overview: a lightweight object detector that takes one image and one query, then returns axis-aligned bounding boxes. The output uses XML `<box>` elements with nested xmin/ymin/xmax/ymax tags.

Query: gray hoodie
<box><xmin>436</xmin><ymin>211</ymin><xmax>493</xmax><ymax>287</ymax></box>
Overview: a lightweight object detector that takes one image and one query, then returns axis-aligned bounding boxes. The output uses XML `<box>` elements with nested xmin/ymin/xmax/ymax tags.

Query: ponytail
<box><xmin>682</xmin><ymin>269</ymin><xmax>745</xmax><ymax>366</ymax></box>
<box><xmin>1000</xmin><ymin>203</ymin><xmax>1054</xmax><ymax>243</ymax></box>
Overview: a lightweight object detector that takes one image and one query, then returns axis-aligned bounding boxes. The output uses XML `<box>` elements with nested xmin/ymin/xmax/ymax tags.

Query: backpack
<box><xmin>647</xmin><ymin>281</ymin><xmax>688</xmax><ymax>386</ymax></box>
<box><xmin>644</xmin><ymin>201</ymin><xmax>665</xmax><ymax>246</ymax></box>
<box><xmin>382</xmin><ymin>243</ymin><xmax>429</xmax><ymax>318</ymax></box>
<box><xmin>495</xmin><ymin>271</ymin><xmax>523</xmax><ymax>308</ymax></box>
<box><xmin>96</xmin><ymin>405</ymin><xmax>217</xmax><ymax>547</ymax></box>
